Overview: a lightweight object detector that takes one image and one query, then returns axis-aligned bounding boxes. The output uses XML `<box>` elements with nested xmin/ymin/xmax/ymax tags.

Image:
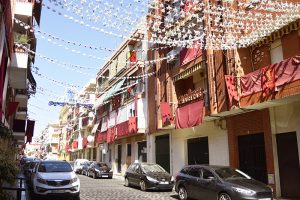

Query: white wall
<box><xmin>149</xmin><ymin>121</ymin><xmax>229</xmax><ymax>175</ymax></box>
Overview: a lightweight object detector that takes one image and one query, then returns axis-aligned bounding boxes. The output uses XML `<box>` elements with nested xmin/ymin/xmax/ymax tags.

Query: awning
<box><xmin>103</xmin><ymin>79</ymin><xmax>126</xmax><ymax>102</ymax></box>
<box><xmin>25</xmin><ymin>120</ymin><xmax>35</xmax><ymax>144</ymax></box>
<box><xmin>173</xmin><ymin>60</ymin><xmax>205</xmax><ymax>82</ymax></box>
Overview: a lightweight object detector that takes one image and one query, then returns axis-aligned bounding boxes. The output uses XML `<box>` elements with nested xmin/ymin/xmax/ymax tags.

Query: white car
<box><xmin>31</xmin><ymin>160</ymin><xmax>80</xmax><ymax>199</ymax></box>
<box><xmin>73</xmin><ymin>159</ymin><xmax>89</xmax><ymax>174</ymax></box>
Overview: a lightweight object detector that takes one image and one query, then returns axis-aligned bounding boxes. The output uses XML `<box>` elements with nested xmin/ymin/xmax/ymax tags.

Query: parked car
<box><xmin>175</xmin><ymin>165</ymin><xmax>273</xmax><ymax>200</ymax></box>
<box><xmin>25</xmin><ymin>160</ymin><xmax>40</xmax><ymax>179</ymax></box>
<box><xmin>87</xmin><ymin>162</ymin><xmax>113</xmax><ymax>179</ymax></box>
<box><xmin>31</xmin><ymin>160</ymin><xmax>80</xmax><ymax>199</ymax></box>
<box><xmin>73</xmin><ymin>159</ymin><xmax>89</xmax><ymax>174</ymax></box>
<box><xmin>81</xmin><ymin>161</ymin><xmax>93</xmax><ymax>176</ymax></box>
<box><xmin>124</xmin><ymin>162</ymin><xmax>174</xmax><ymax>191</ymax></box>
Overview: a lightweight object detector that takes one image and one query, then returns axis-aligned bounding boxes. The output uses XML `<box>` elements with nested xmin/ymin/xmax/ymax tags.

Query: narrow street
<box><xmin>78</xmin><ymin>174</ymin><xmax>178</xmax><ymax>200</ymax></box>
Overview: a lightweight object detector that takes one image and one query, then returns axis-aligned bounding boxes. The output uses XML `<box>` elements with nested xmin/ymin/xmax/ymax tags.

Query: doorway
<box><xmin>117</xmin><ymin>144</ymin><xmax>122</xmax><ymax>173</ymax></box>
<box><xmin>155</xmin><ymin>135</ymin><xmax>170</xmax><ymax>172</ymax></box>
<box><xmin>238</xmin><ymin>133</ymin><xmax>267</xmax><ymax>184</ymax></box>
<box><xmin>276</xmin><ymin>132</ymin><xmax>300</xmax><ymax>198</ymax></box>
<box><xmin>187</xmin><ymin>137</ymin><xmax>209</xmax><ymax>165</ymax></box>
<box><xmin>138</xmin><ymin>141</ymin><xmax>147</xmax><ymax>162</ymax></box>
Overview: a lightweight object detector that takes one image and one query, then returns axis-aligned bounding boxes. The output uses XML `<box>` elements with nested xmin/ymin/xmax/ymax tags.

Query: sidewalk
<box><xmin>113</xmin><ymin>173</ymin><xmax>125</xmax><ymax>181</ymax></box>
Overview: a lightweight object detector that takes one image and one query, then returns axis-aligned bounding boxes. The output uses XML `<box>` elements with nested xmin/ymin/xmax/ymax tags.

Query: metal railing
<box><xmin>2</xmin><ymin>174</ymin><xmax>26</xmax><ymax>200</ymax></box>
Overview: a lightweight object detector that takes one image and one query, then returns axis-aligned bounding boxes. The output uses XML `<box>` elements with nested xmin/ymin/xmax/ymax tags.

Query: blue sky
<box><xmin>28</xmin><ymin>0</ymin><xmax>146</xmax><ymax>138</ymax></box>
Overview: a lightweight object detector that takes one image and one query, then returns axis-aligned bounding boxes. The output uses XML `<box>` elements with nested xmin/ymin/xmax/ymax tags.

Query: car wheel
<box><xmin>124</xmin><ymin>177</ymin><xmax>130</xmax><ymax>187</ymax></box>
<box><xmin>87</xmin><ymin>172</ymin><xmax>90</xmax><ymax>177</ymax></box>
<box><xmin>178</xmin><ymin>186</ymin><xmax>188</xmax><ymax>200</ymax></box>
<box><xmin>219</xmin><ymin>193</ymin><xmax>232</xmax><ymax>200</ymax></box>
<box><xmin>93</xmin><ymin>173</ymin><xmax>96</xmax><ymax>179</ymax></box>
<box><xmin>140</xmin><ymin>180</ymin><xmax>147</xmax><ymax>191</ymax></box>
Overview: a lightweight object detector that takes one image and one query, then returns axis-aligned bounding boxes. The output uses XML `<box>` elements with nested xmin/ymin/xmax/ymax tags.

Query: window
<box><xmin>270</xmin><ymin>39</ymin><xmax>283</xmax><ymax>64</ymax></box>
<box><xmin>127</xmin><ymin>143</ymin><xmax>132</xmax><ymax>156</ymax></box>
<box><xmin>187</xmin><ymin>167</ymin><xmax>201</xmax><ymax>178</ymax></box>
<box><xmin>202</xmin><ymin>169</ymin><xmax>215</xmax><ymax>180</ymax></box>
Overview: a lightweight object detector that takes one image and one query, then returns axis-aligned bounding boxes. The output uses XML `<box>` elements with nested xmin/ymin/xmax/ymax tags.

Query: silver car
<box><xmin>31</xmin><ymin>160</ymin><xmax>80</xmax><ymax>199</ymax></box>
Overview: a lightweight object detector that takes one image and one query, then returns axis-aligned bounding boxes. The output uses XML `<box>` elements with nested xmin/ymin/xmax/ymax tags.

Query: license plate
<box><xmin>102</xmin><ymin>175</ymin><xmax>108</xmax><ymax>177</ymax></box>
<box><xmin>259</xmin><ymin>198</ymin><xmax>271</xmax><ymax>200</ymax></box>
<box><xmin>52</xmin><ymin>190</ymin><xmax>65</xmax><ymax>193</ymax></box>
<box><xmin>160</xmin><ymin>181</ymin><xmax>169</xmax><ymax>184</ymax></box>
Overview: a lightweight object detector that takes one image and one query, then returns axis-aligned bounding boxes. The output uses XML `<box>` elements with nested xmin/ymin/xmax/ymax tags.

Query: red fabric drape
<box><xmin>175</xmin><ymin>100</ymin><xmax>204</xmax><ymax>129</ymax></box>
<box><xmin>107</xmin><ymin>127</ymin><xmax>115</xmax><ymax>144</ymax></box>
<box><xmin>128</xmin><ymin>117</ymin><xmax>137</xmax><ymax>134</ymax></box>
<box><xmin>6</xmin><ymin>102</ymin><xmax>19</xmax><ymax>118</ymax></box>
<box><xmin>65</xmin><ymin>144</ymin><xmax>71</xmax><ymax>152</ymax></box>
<box><xmin>129</xmin><ymin>51</ymin><xmax>137</xmax><ymax>63</ymax></box>
<box><xmin>224</xmin><ymin>75</ymin><xmax>238</xmax><ymax>105</ymax></box>
<box><xmin>82</xmin><ymin>137</ymin><xmax>88</xmax><ymax>148</ymax></box>
<box><xmin>96</xmin><ymin>131</ymin><xmax>107</xmax><ymax>143</ymax></box>
<box><xmin>72</xmin><ymin>140</ymin><xmax>78</xmax><ymax>149</ymax></box>
<box><xmin>241</xmin><ymin>54</ymin><xmax>300</xmax><ymax>97</ymax></box>
<box><xmin>160</xmin><ymin>102</ymin><xmax>173</xmax><ymax>126</ymax></box>
<box><xmin>25</xmin><ymin>120</ymin><xmax>35</xmax><ymax>144</ymax></box>
<box><xmin>116</xmin><ymin>120</ymin><xmax>129</xmax><ymax>138</ymax></box>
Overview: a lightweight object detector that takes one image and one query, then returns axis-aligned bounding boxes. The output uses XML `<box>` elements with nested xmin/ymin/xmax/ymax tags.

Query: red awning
<box><xmin>116</xmin><ymin>120</ymin><xmax>129</xmax><ymax>138</ymax></box>
<box><xmin>25</xmin><ymin>120</ymin><xmax>35</xmax><ymax>144</ymax></box>
<box><xmin>160</xmin><ymin>102</ymin><xmax>173</xmax><ymax>126</ymax></box>
<box><xmin>175</xmin><ymin>100</ymin><xmax>204</xmax><ymax>129</ymax></box>
<box><xmin>128</xmin><ymin>117</ymin><xmax>137</xmax><ymax>134</ymax></box>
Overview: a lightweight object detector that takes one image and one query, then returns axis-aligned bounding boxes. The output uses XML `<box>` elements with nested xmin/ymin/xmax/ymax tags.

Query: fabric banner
<box><xmin>262</xmin><ymin>64</ymin><xmax>275</xmax><ymax>97</ymax></box>
<box><xmin>95</xmin><ymin>131</ymin><xmax>107</xmax><ymax>143</ymax></box>
<box><xmin>25</xmin><ymin>120</ymin><xmax>35</xmax><ymax>144</ymax></box>
<box><xmin>6</xmin><ymin>102</ymin><xmax>19</xmax><ymax>118</ymax></box>
<box><xmin>13</xmin><ymin>119</ymin><xmax>26</xmax><ymax>132</ymax></box>
<box><xmin>175</xmin><ymin>100</ymin><xmax>204</xmax><ymax>129</ymax></box>
<box><xmin>72</xmin><ymin>140</ymin><xmax>78</xmax><ymax>149</ymax></box>
<box><xmin>160</xmin><ymin>102</ymin><xmax>173</xmax><ymax>126</ymax></box>
<box><xmin>241</xmin><ymin>70</ymin><xmax>262</xmax><ymax>97</ymax></box>
<box><xmin>128</xmin><ymin>117</ymin><xmax>137</xmax><ymax>134</ymax></box>
<box><xmin>116</xmin><ymin>120</ymin><xmax>129</xmax><ymax>138</ymax></box>
<box><xmin>82</xmin><ymin>137</ymin><xmax>88</xmax><ymax>148</ymax></box>
<box><xmin>107</xmin><ymin>127</ymin><xmax>115</xmax><ymax>144</ymax></box>
<box><xmin>275</xmin><ymin>55</ymin><xmax>300</xmax><ymax>87</ymax></box>
<box><xmin>224</xmin><ymin>75</ymin><xmax>239</xmax><ymax>105</ymax></box>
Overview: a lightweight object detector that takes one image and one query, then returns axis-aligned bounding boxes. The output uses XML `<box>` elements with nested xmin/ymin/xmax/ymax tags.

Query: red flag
<box><xmin>261</xmin><ymin>65</ymin><xmax>275</xmax><ymax>97</ymax></box>
<box><xmin>25</xmin><ymin>120</ymin><xmax>35</xmax><ymax>144</ymax></box>
<box><xmin>128</xmin><ymin>117</ymin><xmax>137</xmax><ymax>134</ymax></box>
<box><xmin>6</xmin><ymin>102</ymin><xmax>19</xmax><ymax>118</ymax></box>
<box><xmin>160</xmin><ymin>102</ymin><xmax>173</xmax><ymax>126</ymax></box>
<box><xmin>225</xmin><ymin>75</ymin><xmax>239</xmax><ymax>106</ymax></box>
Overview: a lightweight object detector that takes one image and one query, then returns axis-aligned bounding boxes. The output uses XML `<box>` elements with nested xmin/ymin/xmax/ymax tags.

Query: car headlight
<box><xmin>109</xmin><ymin>169</ymin><xmax>113</xmax><ymax>172</ymax></box>
<box><xmin>171</xmin><ymin>176</ymin><xmax>175</xmax><ymax>182</ymax></box>
<box><xmin>70</xmin><ymin>177</ymin><xmax>78</xmax><ymax>184</ymax></box>
<box><xmin>232</xmin><ymin>187</ymin><xmax>255</xmax><ymax>196</ymax></box>
<box><xmin>95</xmin><ymin>168</ymin><xmax>100</xmax><ymax>172</ymax></box>
<box><xmin>37</xmin><ymin>177</ymin><xmax>47</xmax><ymax>184</ymax></box>
<box><xmin>146</xmin><ymin>176</ymin><xmax>158</xmax><ymax>182</ymax></box>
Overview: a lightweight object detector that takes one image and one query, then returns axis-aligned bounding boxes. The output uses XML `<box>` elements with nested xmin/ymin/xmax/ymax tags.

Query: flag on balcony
<box><xmin>160</xmin><ymin>102</ymin><xmax>173</xmax><ymax>126</ymax></box>
<box><xmin>107</xmin><ymin>127</ymin><xmax>115</xmax><ymax>144</ymax></box>
<box><xmin>129</xmin><ymin>51</ymin><xmax>137</xmax><ymax>63</ymax></box>
<box><xmin>128</xmin><ymin>117</ymin><xmax>137</xmax><ymax>134</ymax></box>
<box><xmin>262</xmin><ymin>64</ymin><xmax>275</xmax><ymax>97</ymax></box>
<box><xmin>175</xmin><ymin>100</ymin><xmax>204</xmax><ymax>129</ymax></box>
<box><xmin>72</xmin><ymin>140</ymin><xmax>78</xmax><ymax>149</ymax></box>
<box><xmin>25</xmin><ymin>120</ymin><xmax>35</xmax><ymax>144</ymax></box>
<box><xmin>6</xmin><ymin>101</ymin><xmax>19</xmax><ymax>119</ymax></box>
<box><xmin>224</xmin><ymin>75</ymin><xmax>239</xmax><ymax>106</ymax></box>
<box><xmin>65</xmin><ymin>144</ymin><xmax>71</xmax><ymax>152</ymax></box>
<box><xmin>116</xmin><ymin>121</ymin><xmax>129</xmax><ymax>138</ymax></box>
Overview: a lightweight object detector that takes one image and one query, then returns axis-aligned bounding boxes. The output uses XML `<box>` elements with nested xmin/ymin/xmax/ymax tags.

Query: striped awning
<box><xmin>173</xmin><ymin>60</ymin><xmax>205</xmax><ymax>82</ymax></box>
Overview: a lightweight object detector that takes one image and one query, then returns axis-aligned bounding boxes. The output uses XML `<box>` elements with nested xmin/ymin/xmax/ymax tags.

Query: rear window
<box><xmin>38</xmin><ymin>162</ymin><xmax>72</xmax><ymax>173</ymax></box>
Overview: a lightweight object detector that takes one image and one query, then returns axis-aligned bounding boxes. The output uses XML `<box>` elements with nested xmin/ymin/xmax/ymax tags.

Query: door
<box><xmin>188</xmin><ymin>137</ymin><xmax>209</xmax><ymax>165</ymax></box>
<box><xmin>117</xmin><ymin>145</ymin><xmax>122</xmax><ymax>173</ymax></box>
<box><xmin>238</xmin><ymin>133</ymin><xmax>267</xmax><ymax>184</ymax></box>
<box><xmin>197</xmin><ymin>168</ymin><xmax>218</xmax><ymax>200</ymax></box>
<box><xmin>155</xmin><ymin>134</ymin><xmax>170</xmax><ymax>172</ymax></box>
<box><xmin>276</xmin><ymin>132</ymin><xmax>300</xmax><ymax>198</ymax></box>
<box><xmin>138</xmin><ymin>141</ymin><xmax>147</xmax><ymax>162</ymax></box>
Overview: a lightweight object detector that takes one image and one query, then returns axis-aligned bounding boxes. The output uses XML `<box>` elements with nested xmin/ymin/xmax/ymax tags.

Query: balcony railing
<box><xmin>15</xmin><ymin>0</ymin><xmax>33</xmax><ymax>17</ymax></box>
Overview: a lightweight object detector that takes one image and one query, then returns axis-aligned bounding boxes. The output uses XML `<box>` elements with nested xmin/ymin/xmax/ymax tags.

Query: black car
<box><xmin>175</xmin><ymin>165</ymin><xmax>273</xmax><ymax>200</ymax></box>
<box><xmin>81</xmin><ymin>161</ymin><xmax>93</xmax><ymax>176</ymax></box>
<box><xmin>124</xmin><ymin>162</ymin><xmax>174</xmax><ymax>191</ymax></box>
<box><xmin>87</xmin><ymin>162</ymin><xmax>113</xmax><ymax>179</ymax></box>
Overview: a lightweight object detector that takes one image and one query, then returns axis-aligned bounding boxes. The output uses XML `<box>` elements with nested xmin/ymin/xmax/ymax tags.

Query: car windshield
<box><xmin>38</xmin><ymin>162</ymin><xmax>73</xmax><ymax>173</ymax></box>
<box><xmin>141</xmin><ymin>164</ymin><xmax>166</xmax><ymax>173</ymax></box>
<box><xmin>214</xmin><ymin>167</ymin><xmax>251</xmax><ymax>180</ymax></box>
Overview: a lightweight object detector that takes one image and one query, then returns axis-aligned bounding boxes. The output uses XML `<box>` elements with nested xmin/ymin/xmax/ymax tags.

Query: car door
<box><xmin>197</xmin><ymin>168</ymin><xmax>219</xmax><ymax>200</ymax></box>
<box><xmin>186</xmin><ymin>167</ymin><xmax>202</xmax><ymax>199</ymax></box>
<box><xmin>131</xmin><ymin>164</ymin><xmax>143</xmax><ymax>186</ymax></box>
<box><xmin>89</xmin><ymin>163</ymin><xmax>95</xmax><ymax>176</ymax></box>
<box><xmin>126</xmin><ymin>164</ymin><xmax>136</xmax><ymax>185</ymax></box>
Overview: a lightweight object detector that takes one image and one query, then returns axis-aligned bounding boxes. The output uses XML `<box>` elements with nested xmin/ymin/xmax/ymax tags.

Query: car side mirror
<box><xmin>207</xmin><ymin>176</ymin><xmax>216</xmax><ymax>181</ymax></box>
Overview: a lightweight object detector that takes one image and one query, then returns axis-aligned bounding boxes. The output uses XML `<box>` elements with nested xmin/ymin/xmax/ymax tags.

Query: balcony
<box><xmin>14</xmin><ymin>0</ymin><xmax>33</xmax><ymax>21</ymax></box>
<box><xmin>15</xmin><ymin>89</ymin><xmax>28</xmax><ymax>108</ymax></box>
<box><xmin>8</xmin><ymin>45</ymin><xmax>30</xmax><ymax>89</ymax></box>
<box><xmin>15</xmin><ymin>107</ymin><xmax>27</xmax><ymax>120</ymax></box>
<box><xmin>12</xmin><ymin>119</ymin><xmax>26</xmax><ymax>143</ymax></box>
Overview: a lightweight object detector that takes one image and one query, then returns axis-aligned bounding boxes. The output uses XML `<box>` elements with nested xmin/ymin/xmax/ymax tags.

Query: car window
<box><xmin>214</xmin><ymin>167</ymin><xmax>251</xmax><ymax>180</ymax></box>
<box><xmin>128</xmin><ymin>164</ymin><xmax>136</xmax><ymax>171</ymax></box>
<box><xmin>141</xmin><ymin>164</ymin><xmax>166</xmax><ymax>173</ymax></box>
<box><xmin>38</xmin><ymin>162</ymin><xmax>73</xmax><ymax>173</ymax></box>
<box><xmin>202</xmin><ymin>169</ymin><xmax>215</xmax><ymax>180</ymax></box>
<box><xmin>134</xmin><ymin>165</ymin><xmax>141</xmax><ymax>173</ymax></box>
<box><xmin>180</xmin><ymin>167</ymin><xmax>189</xmax><ymax>175</ymax></box>
<box><xmin>187</xmin><ymin>167</ymin><xmax>201</xmax><ymax>178</ymax></box>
